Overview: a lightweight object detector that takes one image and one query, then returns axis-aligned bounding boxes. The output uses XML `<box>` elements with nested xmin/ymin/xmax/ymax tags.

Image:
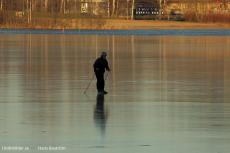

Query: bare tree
<box><xmin>0</xmin><ymin>0</ymin><xmax>2</xmax><ymax>10</ymax></box>
<box><xmin>111</xmin><ymin>0</ymin><xmax>115</xmax><ymax>17</ymax></box>
<box><xmin>60</xmin><ymin>0</ymin><xmax>65</xmax><ymax>13</ymax></box>
<box><xmin>44</xmin><ymin>0</ymin><xmax>48</xmax><ymax>11</ymax></box>
<box><xmin>184</xmin><ymin>0</ymin><xmax>209</xmax><ymax>22</ymax></box>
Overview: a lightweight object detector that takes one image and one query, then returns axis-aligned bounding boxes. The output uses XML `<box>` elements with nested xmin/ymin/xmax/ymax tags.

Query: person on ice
<box><xmin>93</xmin><ymin>52</ymin><xmax>110</xmax><ymax>94</ymax></box>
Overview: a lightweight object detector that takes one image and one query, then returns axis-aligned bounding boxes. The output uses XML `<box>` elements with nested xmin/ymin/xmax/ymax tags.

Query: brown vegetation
<box><xmin>183</xmin><ymin>12</ymin><xmax>230</xmax><ymax>23</ymax></box>
<box><xmin>203</xmin><ymin>14</ymin><xmax>230</xmax><ymax>23</ymax></box>
<box><xmin>183</xmin><ymin>13</ymin><xmax>230</xmax><ymax>24</ymax></box>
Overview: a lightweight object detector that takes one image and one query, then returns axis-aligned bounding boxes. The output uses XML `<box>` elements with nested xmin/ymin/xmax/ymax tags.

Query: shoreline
<box><xmin>105</xmin><ymin>20</ymin><xmax>230</xmax><ymax>30</ymax></box>
<box><xmin>1</xmin><ymin>20</ymin><xmax>230</xmax><ymax>30</ymax></box>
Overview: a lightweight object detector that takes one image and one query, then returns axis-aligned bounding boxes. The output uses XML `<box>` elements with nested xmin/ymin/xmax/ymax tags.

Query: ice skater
<box><xmin>93</xmin><ymin>52</ymin><xmax>110</xmax><ymax>94</ymax></box>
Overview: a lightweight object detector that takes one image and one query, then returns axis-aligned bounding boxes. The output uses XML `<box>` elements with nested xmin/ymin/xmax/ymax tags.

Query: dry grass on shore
<box><xmin>104</xmin><ymin>20</ymin><xmax>230</xmax><ymax>30</ymax></box>
<box><xmin>1</xmin><ymin>19</ymin><xmax>230</xmax><ymax>30</ymax></box>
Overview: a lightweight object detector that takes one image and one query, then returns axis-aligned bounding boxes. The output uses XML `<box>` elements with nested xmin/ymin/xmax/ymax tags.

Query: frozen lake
<box><xmin>0</xmin><ymin>33</ymin><xmax>230</xmax><ymax>153</ymax></box>
<box><xmin>1</xmin><ymin>29</ymin><xmax>230</xmax><ymax>35</ymax></box>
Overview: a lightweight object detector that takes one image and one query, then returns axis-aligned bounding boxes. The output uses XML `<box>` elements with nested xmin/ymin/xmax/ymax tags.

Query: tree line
<box><xmin>0</xmin><ymin>0</ymin><xmax>229</xmax><ymax>29</ymax></box>
<box><xmin>178</xmin><ymin>0</ymin><xmax>230</xmax><ymax>23</ymax></box>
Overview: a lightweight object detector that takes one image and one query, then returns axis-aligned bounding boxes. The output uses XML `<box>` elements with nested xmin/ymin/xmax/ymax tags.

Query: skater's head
<box><xmin>101</xmin><ymin>52</ymin><xmax>107</xmax><ymax>59</ymax></box>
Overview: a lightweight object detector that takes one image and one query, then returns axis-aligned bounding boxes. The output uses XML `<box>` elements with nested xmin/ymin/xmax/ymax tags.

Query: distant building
<box><xmin>74</xmin><ymin>0</ymin><xmax>108</xmax><ymax>15</ymax></box>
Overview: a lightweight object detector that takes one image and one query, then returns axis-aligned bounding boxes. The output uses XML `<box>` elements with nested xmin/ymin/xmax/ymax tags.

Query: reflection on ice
<box><xmin>94</xmin><ymin>94</ymin><xmax>107</xmax><ymax>137</ymax></box>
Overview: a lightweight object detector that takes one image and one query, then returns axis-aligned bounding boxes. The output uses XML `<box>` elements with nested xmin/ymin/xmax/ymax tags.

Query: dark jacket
<box><xmin>93</xmin><ymin>56</ymin><xmax>109</xmax><ymax>73</ymax></box>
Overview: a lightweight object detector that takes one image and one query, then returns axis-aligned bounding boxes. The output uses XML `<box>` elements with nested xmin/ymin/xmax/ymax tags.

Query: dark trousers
<box><xmin>95</xmin><ymin>72</ymin><xmax>104</xmax><ymax>91</ymax></box>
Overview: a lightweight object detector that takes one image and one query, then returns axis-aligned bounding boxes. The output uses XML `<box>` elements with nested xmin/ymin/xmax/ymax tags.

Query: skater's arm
<box><xmin>105</xmin><ymin>60</ymin><xmax>110</xmax><ymax>71</ymax></box>
<box><xmin>93</xmin><ymin>59</ymin><xmax>100</xmax><ymax>72</ymax></box>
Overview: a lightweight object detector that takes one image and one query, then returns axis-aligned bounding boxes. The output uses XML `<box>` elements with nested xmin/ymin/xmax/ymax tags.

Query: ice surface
<box><xmin>0</xmin><ymin>34</ymin><xmax>230</xmax><ymax>153</ymax></box>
